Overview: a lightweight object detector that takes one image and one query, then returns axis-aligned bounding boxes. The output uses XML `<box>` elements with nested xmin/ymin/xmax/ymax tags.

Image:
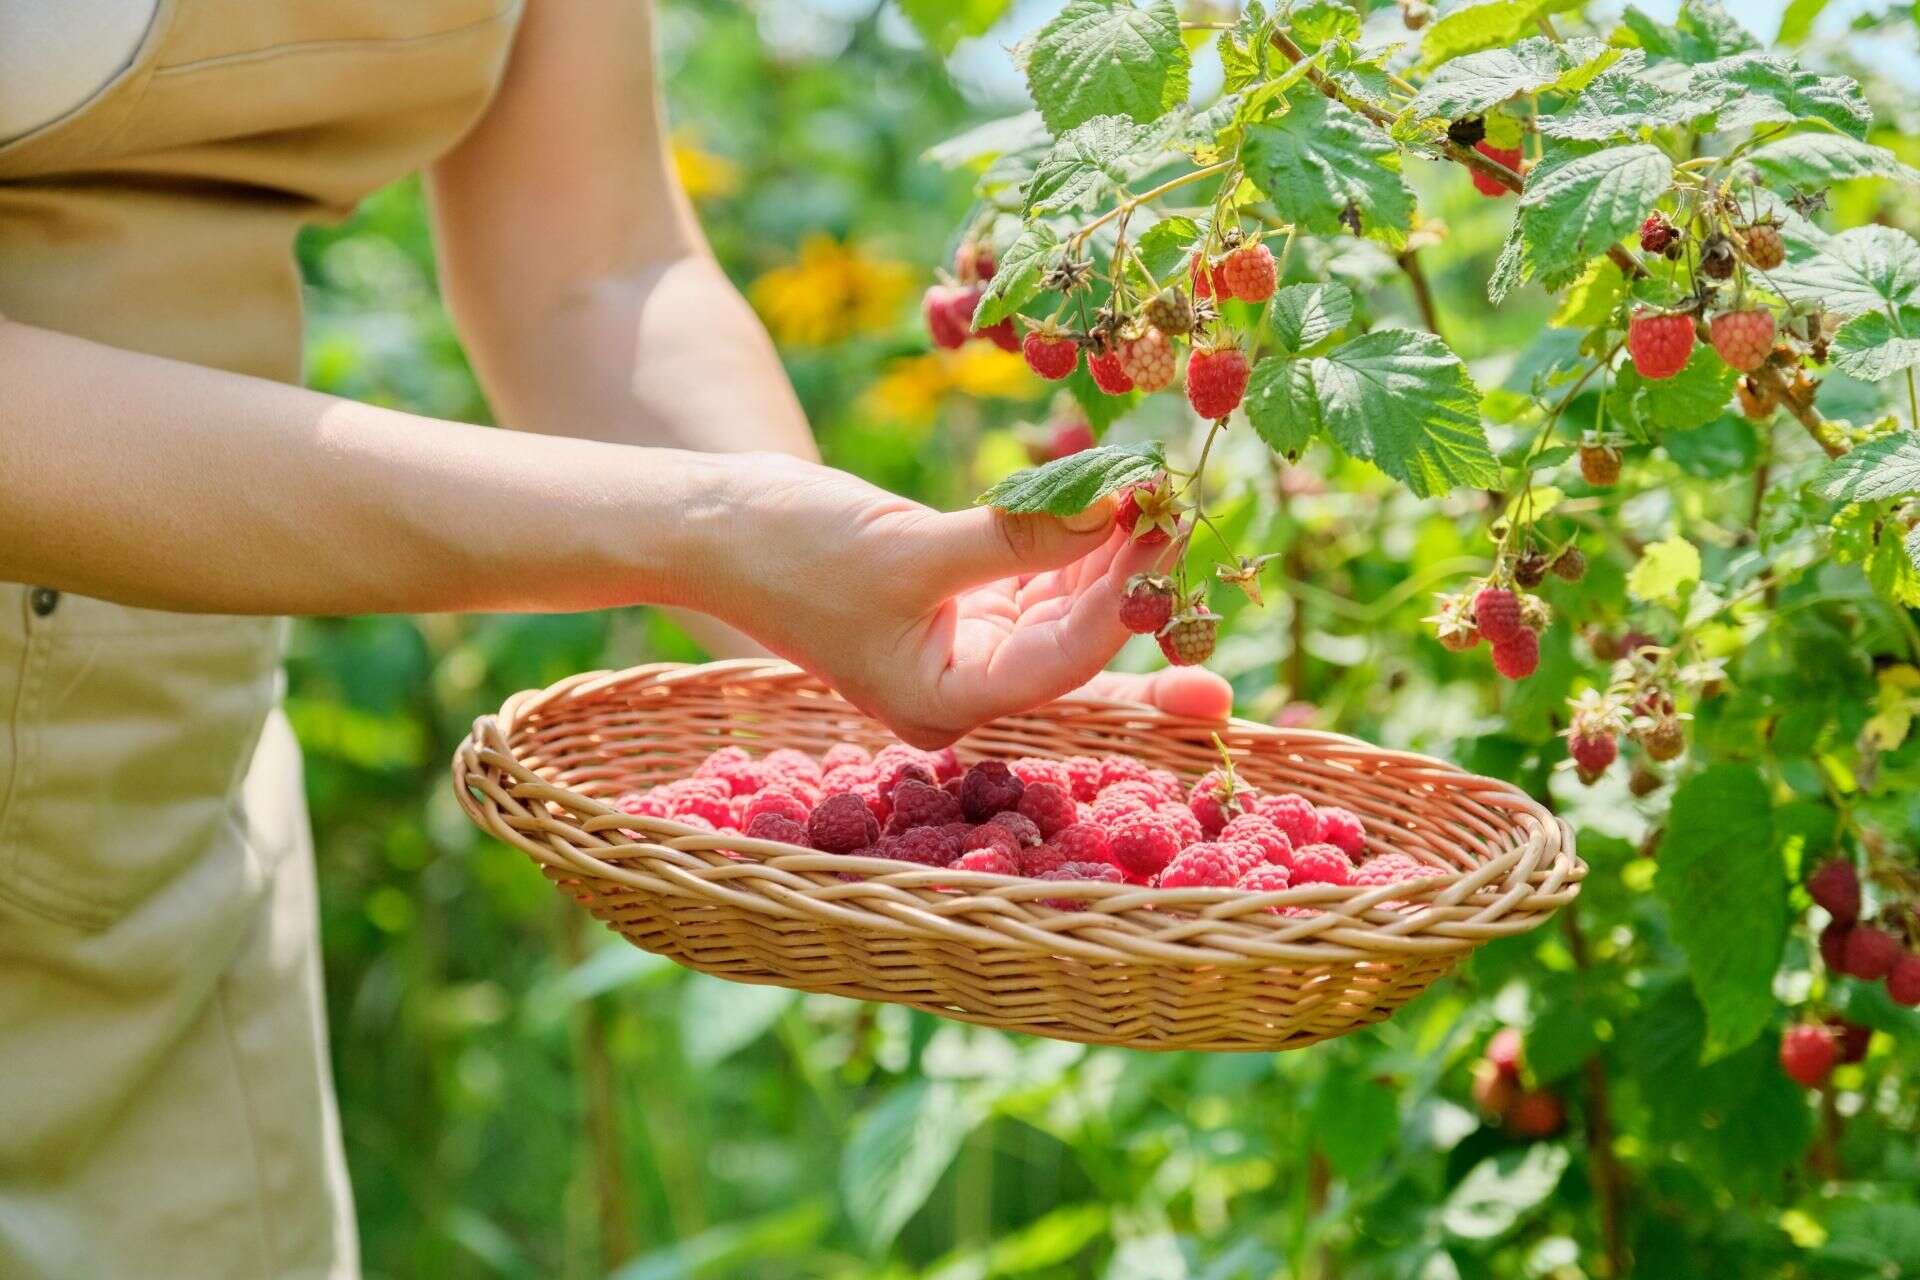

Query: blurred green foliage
<box><xmin>295</xmin><ymin>2</ymin><xmax>1919</xmax><ymax>1277</ymax></box>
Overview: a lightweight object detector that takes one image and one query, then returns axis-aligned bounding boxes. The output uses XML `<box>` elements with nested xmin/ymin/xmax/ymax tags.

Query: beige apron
<box><xmin>0</xmin><ymin>2</ymin><xmax>521</xmax><ymax>1275</ymax></box>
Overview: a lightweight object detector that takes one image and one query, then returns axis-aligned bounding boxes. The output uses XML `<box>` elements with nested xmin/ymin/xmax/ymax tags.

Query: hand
<box><xmin>684</xmin><ymin>453</ymin><xmax>1179</xmax><ymax>747</ymax></box>
<box><xmin>1076</xmin><ymin>668</ymin><xmax>1234</xmax><ymax>720</ymax></box>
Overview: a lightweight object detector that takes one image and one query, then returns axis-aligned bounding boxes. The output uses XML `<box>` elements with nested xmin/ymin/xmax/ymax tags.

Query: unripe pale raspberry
<box><xmin>1709</xmin><ymin>308</ymin><xmax>1775</xmax><ymax>372</ymax></box>
<box><xmin>1628</xmin><ymin>307</ymin><xmax>1695</xmax><ymax>380</ymax></box>
<box><xmin>988</xmin><ymin>810</ymin><xmax>1044</xmax><ymax>848</ymax></box>
<box><xmin>1779</xmin><ymin>1024</ymin><xmax>1838</xmax><ymax>1087</ymax></box>
<box><xmin>1051</xmin><ymin>822</ymin><xmax>1112</xmax><ymax>865</ymax></box>
<box><xmin>1158</xmin><ymin>611</ymin><xmax>1218</xmax><ymax>666</ymax></box>
<box><xmin>1218</xmin><ymin>243</ymin><xmax>1277</xmax><ymax>302</ymax></box>
<box><xmin>1889</xmin><ymin>953</ymin><xmax>1920</xmax><ymax>1007</ymax></box>
<box><xmin>953</xmin><ymin>847</ymin><xmax>1019</xmax><ymax>875</ymax></box>
<box><xmin>1185</xmin><ymin>345</ymin><xmax>1251</xmax><ymax>419</ymax></box>
<box><xmin>1291</xmin><ymin>843</ymin><xmax>1353</xmax><ymax>886</ymax></box>
<box><xmin>1117</xmin><ymin>327</ymin><xmax>1177</xmax><ymax>392</ymax></box>
<box><xmin>1843</xmin><ymin>925</ymin><xmax>1902</xmax><ymax>980</ymax></box>
<box><xmin>1119</xmin><ymin>574</ymin><xmax>1177</xmax><ymax>634</ymax></box>
<box><xmin>1471</xmin><ymin>142</ymin><xmax>1523</xmax><ymax>196</ymax></box>
<box><xmin>1641</xmin><ymin>717</ymin><xmax>1686</xmax><ymax>763</ymax></box>
<box><xmin>958</xmin><ymin>760</ymin><xmax>1025</xmax><ymax>822</ymax></box>
<box><xmin>1491</xmin><ymin>629</ymin><xmax>1540</xmax><ymax>680</ymax></box>
<box><xmin>1316</xmin><ymin>806</ymin><xmax>1366</xmax><ymax>857</ymax></box>
<box><xmin>1157</xmin><ymin>843</ymin><xmax>1245</xmax><ymax>888</ymax></box>
<box><xmin>1579</xmin><ymin>443</ymin><xmax>1622</xmax><ymax>486</ymax></box>
<box><xmin>1087</xmin><ymin>348</ymin><xmax>1135</xmax><ymax>394</ymax></box>
<box><xmin>745</xmin><ymin>813</ymin><xmax>812</xmax><ymax>847</ymax></box>
<box><xmin>1143</xmin><ymin>287</ymin><xmax>1194</xmax><ymax>336</ymax></box>
<box><xmin>1022</xmin><ymin>330</ymin><xmax>1079</xmax><ymax>380</ymax></box>
<box><xmin>1221</xmin><ymin>814</ymin><xmax>1293</xmax><ymax>866</ymax></box>
<box><xmin>1472</xmin><ymin>587</ymin><xmax>1525</xmax><ymax>645</ymax></box>
<box><xmin>1016</xmin><ymin>782</ymin><xmax>1077</xmax><ymax>839</ymax></box>
<box><xmin>1259</xmin><ymin>794</ymin><xmax>1324</xmax><ymax>847</ymax></box>
<box><xmin>1740</xmin><ymin>222</ymin><xmax>1784</xmax><ymax>270</ymax></box>
<box><xmin>808</xmin><ymin>793</ymin><xmax>879</xmax><ymax>853</ymax></box>
<box><xmin>1108</xmin><ymin>813</ymin><xmax>1182</xmax><ymax>880</ymax></box>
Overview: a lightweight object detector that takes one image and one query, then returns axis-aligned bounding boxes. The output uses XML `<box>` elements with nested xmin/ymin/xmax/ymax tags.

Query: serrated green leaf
<box><xmin>1408</xmin><ymin>36</ymin><xmax>1612</xmax><ymax>121</ymax></box>
<box><xmin>1744</xmin><ymin>132</ymin><xmax>1920</xmax><ymax>192</ymax></box>
<box><xmin>1025</xmin><ymin>0</ymin><xmax>1190</xmax><ymax>136</ymax></box>
<box><xmin>1656</xmin><ymin>764</ymin><xmax>1781</xmax><ymax>1061</ymax></box>
<box><xmin>1288</xmin><ymin>0</ymin><xmax>1360</xmax><ymax>52</ymax></box>
<box><xmin>1636</xmin><ymin>344</ymin><xmax>1739</xmax><ymax>432</ymax></box>
<box><xmin>1488</xmin><ymin>217</ymin><xmax>1530</xmax><ymax>304</ymax></box>
<box><xmin>1775</xmin><ymin>0</ymin><xmax>1830</xmax><ymax>46</ymax></box>
<box><xmin>1539</xmin><ymin>67</ymin><xmax>1695</xmax><ymax>141</ymax></box>
<box><xmin>1621</xmin><ymin>0</ymin><xmax>1759</xmax><ymax>65</ymax></box>
<box><xmin>1770</xmin><ymin>226</ymin><xmax>1920</xmax><ymax>318</ymax></box>
<box><xmin>1267</xmin><ymin>282</ymin><xmax>1354</xmax><ymax>356</ymax></box>
<box><xmin>923</xmin><ymin>111</ymin><xmax>1052</xmax><ymax>171</ymax></box>
<box><xmin>1418</xmin><ymin>0</ymin><xmax>1556</xmax><ymax>71</ymax></box>
<box><xmin>1518</xmin><ymin>142</ymin><xmax>1672</xmax><ymax>287</ymax></box>
<box><xmin>1627</xmin><ymin>536</ymin><xmax>1701</xmax><ymax>604</ymax></box>
<box><xmin>972</xmin><ymin>224</ymin><xmax>1060</xmax><ymax>327</ymax></box>
<box><xmin>1134</xmin><ymin>214</ymin><xmax>1200</xmax><ymax>280</ymax></box>
<box><xmin>1023</xmin><ymin>114</ymin><xmax>1148</xmax><ymax>214</ymax></box>
<box><xmin>1831</xmin><ymin>307</ymin><xmax>1920</xmax><ymax>382</ymax></box>
<box><xmin>898</xmin><ymin>0</ymin><xmax>1014</xmax><ymax>56</ymax></box>
<box><xmin>1685</xmin><ymin>54</ymin><xmax>1871</xmax><ymax>139</ymax></box>
<box><xmin>1244</xmin><ymin>354</ymin><xmax>1321</xmax><ymax>457</ymax></box>
<box><xmin>1816</xmin><ymin>433</ymin><xmax>1920</xmax><ymax>502</ymax></box>
<box><xmin>1832</xmin><ymin>500</ymin><xmax>1920</xmax><ymax>607</ymax></box>
<box><xmin>977</xmin><ymin>440</ymin><xmax>1167</xmax><ymax>514</ymax></box>
<box><xmin>1242</xmin><ymin>86</ymin><xmax>1413</xmax><ymax>242</ymax></box>
<box><xmin>1297</xmin><ymin>329</ymin><xmax>1499</xmax><ymax>497</ymax></box>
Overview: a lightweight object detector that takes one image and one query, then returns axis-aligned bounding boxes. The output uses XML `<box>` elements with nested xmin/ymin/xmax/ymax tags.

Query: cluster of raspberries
<box><xmin>615</xmin><ymin>744</ymin><xmax>1438</xmax><ymax>909</ymax></box>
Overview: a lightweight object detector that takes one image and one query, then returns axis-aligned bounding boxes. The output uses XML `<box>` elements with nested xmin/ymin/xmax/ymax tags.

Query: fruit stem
<box><xmin>1067</xmin><ymin>161</ymin><xmax>1235</xmax><ymax>250</ymax></box>
<box><xmin>1750</xmin><ymin>363</ymin><xmax>1841</xmax><ymax>458</ymax></box>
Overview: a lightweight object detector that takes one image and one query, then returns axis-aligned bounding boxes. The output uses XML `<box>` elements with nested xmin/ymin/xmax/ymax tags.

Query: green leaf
<box><xmin>1685</xmin><ymin>54</ymin><xmax>1871</xmax><ymax>139</ymax></box>
<box><xmin>1310</xmin><ymin>1070</ymin><xmax>1397</xmax><ymax>1181</ymax></box>
<box><xmin>1294</xmin><ymin>329</ymin><xmax>1499</xmax><ymax>497</ymax></box>
<box><xmin>1418</xmin><ymin>0</ymin><xmax>1563</xmax><ymax>70</ymax></box>
<box><xmin>1770</xmin><ymin>225</ymin><xmax>1920</xmax><ymax>318</ymax></box>
<box><xmin>977</xmin><ymin>440</ymin><xmax>1166</xmax><ymax>513</ymax></box>
<box><xmin>1267</xmin><ymin>282</ymin><xmax>1353</xmax><ymax>356</ymax></box>
<box><xmin>897</xmin><ymin>0</ymin><xmax>1013</xmax><ymax>55</ymax></box>
<box><xmin>1518</xmin><ymin>142</ymin><xmax>1672</xmax><ymax>287</ymax></box>
<box><xmin>1241</xmin><ymin>85</ymin><xmax>1414</xmax><ymax>242</ymax></box>
<box><xmin>1134</xmin><ymin>214</ymin><xmax>1200</xmax><ymax>280</ymax></box>
<box><xmin>1244</xmin><ymin>355</ymin><xmax>1322</xmax><ymax>458</ymax></box>
<box><xmin>677</xmin><ymin>976</ymin><xmax>796</xmax><ymax>1067</ymax></box>
<box><xmin>1025</xmin><ymin>0</ymin><xmax>1190</xmax><ymax>136</ymax></box>
<box><xmin>1831</xmin><ymin>307</ymin><xmax>1920</xmax><ymax>381</ymax></box>
<box><xmin>1775</xmin><ymin>0</ymin><xmax>1830</xmax><ymax>46</ymax></box>
<box><xmin>1408</xmin><ymin>36</ymin><xmax>1613</xmax><ymax>121</ymax></box>
<box><xmin>1745</xmin><ymin>132</ymin><xmax>1920</xmax><ymax>192</ymax></box>
<box><xmin>1287</xmin><ymin>0</ymin><xmax>1359</xmax><ymax>52</ymax></box>
<box><xmin>1023</xmin><ymin>114</ymin><xmax>1148</xmax><ymax>214</ymax></box>
<box><xmin>1817</xmin><ymin>1204</ymin><xmax>1920</xmax><ymax>1276</ymax></box>
<box><xmin>1549</xmin><ymin>257</ymin><xmax>1627</xmax><ymax>327</ymax></box>
<box><xmin>1621</xmin><ymin>0</ymin><xmax>1759</xmax><ymax>65</ymax></box>
<box><xmin>1626</xmin><ymin>536</ymin><xmax>1701</xmax><ymax>604</ymax></box>
<box><xmin>972</xmin><ymin>223</ymin><xmax>1059</xmax><ymax>327</ymax></box>
<box><xmin>841</xmin><ymin>1082</ymin><xmax>980</xmax><ymax>1250</ymax></box>
<box><xmin>923</xmin><ymin>112</ymin><xmax>1052</xmax><ymax>171</ymax></box>
<box><xmin>1488</xmin><ymin>218</ymin><xmax>1530</xmax><ymax>304</ymax></box>
<box><xmin>1539</xmin><ymin>67</ymin><xmax>1694</xmax><ymax>141</ymax></box>
<box><xmin>1816</xmin><ymin>433</ymin><xmax>1920</xmax><ymax>502</ymax></box>
<box><xmin>1064</xmin><ymin>363</ymin><xmax>1136</xmax><ymax>430</ymax></box>
<box><xmin>1656</xmin><ymin>764</ymin><xmax>1783</xmax><ymax>1061</ymax></box>
<box><xmin>1636</xmin><ymin>344</ymin><xmax>1739</xmax><ymax>432</ymax></box>
<box><xmin>1441</xmin><ymin>1145</ymin><xmax>1570</xmax><ymax>1241</ymax></box>
<box><xmin>1663</xmin><ymin>415</ymin><xmax>1758</xmax><ymax>478</ymax></box>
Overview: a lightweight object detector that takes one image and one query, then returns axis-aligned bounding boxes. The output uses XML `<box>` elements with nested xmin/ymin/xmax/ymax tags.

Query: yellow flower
<box><xmin>859</xmin><ymin>347</ymin><xmax>1040</xmax><ymax>426</ymax></box>
<box><xmin>749</xmin><ymin>235</ymin><xmax>914</xmax><ymax>347</ymax></box>
<box><xmin>944</xmin><ymin>346</ymin><xmax>1035</xmax><ymax>399</ymax></box>
<box><xmin>670</xmin><ymin>131</ymin><xmax>740</xmax><ymax>201</ymax></box>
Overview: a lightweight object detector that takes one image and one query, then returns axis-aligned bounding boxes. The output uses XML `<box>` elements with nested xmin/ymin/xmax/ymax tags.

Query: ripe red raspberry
<box><xmin>665</xmin><ymin>778</ymin><xmax>733</xmax><ymax>828</ymax></box>
<box><xmin>1491</xmin><ymin>629</ymin><xmax>1540</xmax><ymax>680</ymax></box>
<box><xmin>1009</xmin><ymin>757</ymin><xmax>1071</xmax><ymax>793</ymax></box>
<box><xmin>976</xmin><ymin>315</ymin><xmax>1018</xmax><ymax>352</ymax></box>
<box><xmin>1016</xmin><ymin>782</ymin><xmax>1077</xmax><ymax>839</ymax></box>
<box><xmin>848</xmin><ymin>780</ymin><xmax>891</xmax><ymax>826</ymax></box>
<box><xmin>1097</xmin><ymin>755</ymin><xmax>1154</xmax><ymax>792</ymax></box>
<box><xmin>988</xmin><ymin>810</ymin><xmax>1044</xmax><ymax>848</ymax></box>
<box><xmin>821</xmin><ymin>743</ymin><xmax>871</xmax><ymax>773</ymax></box>
<box><xmin>1579</xmin><ymin>443</ymin><xmax>1622</xmax><ymax>486</ymax></box>
<box><xmin>1471</xmin><ymin>142</ymin><xmax>1523</xmax><ymax>196</ymax></box>
<box><xmin>1119</xmin><ymin>573</ymin><xmax>1177</xmax><ymax>635</ymax></box>
<box><xmin>1291</xmin><ymin>843</ymin><xmax>1353</xmax><ymax>886</ymax></box>
<box><xmin>1351</xmin><ymin>853</ymin><xmax>1430</xmax><ymax>887</ymax></box>
<box><xmin>1185</xmin><ymin>345</ymin><xmax>1250</xmax><ymax>420</ymax></box>
<box><xmin>885</xmin><ymin>826</ymin><xmax>962</xmax><ymax>867</ymax></box>
<box><xmin>1034</xmin><ymin>418</ymin><xmax>1095</xmax><ymax>462</ymax></box>
<box><xmin>616</xmin><ymin>789</ymin><xmax>671</xmax><ymax>819</ymax></box>
<box><xmin>808</xmin><ymin>793</ymin><xmax>879</xmax><ymax>853</ymax></box>
<box><xmin>1090</xmin><ymin>794</ymin><xmax>1151</xmax><ymax>829</ymax></box>
<box><xmin>1316</xmin><ymin>807</ymin><xmax>1366</xmax><ymax>857</ymax></box>
<box><xmin>1108</xmin><ymin>813</ymin><xmax>1182</xmax><ymax>881</ymax></box>
<box><xmin>1627</xmin><ymin>307</ymin><xmax>1695</xmax><ymax>380</ymax></box>
<box><xmin>958</xmin><ymin>761</ymin><xmax>1025</xmax><ymax>822</ymax></box>
<box><xmin>1843</xmin><ymin>925</ymin><xmax>1902</xmax><ymax>980</ymax></box>
<box><xmin>961</xmin><ymin>823</ymin><xmax>1021</xmax><ymax>857</ymax></box>
<box><xmin>953</xmin><ymin>847</ymin><xmax>1018</xmax><ymax>876</ymax></box>
<box><xmin>1115</xmin><ymin>479</ymin><xmax>1176</xmax><ymax>545</ymax></box>
<box><xmin>1709</xmin><ymin>308</ymin><xmax>1775</xmax><ymax>373</ymax></box>
<box><xmin>1472</xmin><ymin>1061</ymin><xmax>1517</xmax><ymax>1118</ymax></box>
<box><xmin>1825</xmin><ymin>1015</ymin><xmax>1872</xmax><ymax>1064</ymax></box>
<box><xmin>1819</xmin><ymin>921</ymin><xmax>1853</xmax><ymax>972</ymax></box>
<box><xmin>953</xmin><ymin>240</ymin><xmax>995</xmax><ymax>284</ymax></box>
<box><xmin>1507</xmin><ymin>1091</ymin><xmax>1564</xmax><ymax>1138</ymax></box>
<box><xmin>1087</xmin><ymin>348</ymin><xmax>1135</xmax><ymax>394</ymax></box>
<box><xmin>1117</xmin><ymin>328</ymin><xmax>1177</xmax><ymax>392</ymax></box>
<box><xmin>1740</xmin><ymin>222</ymin><xmax>1785</xmax><ymax>271</ymax></box>
<box><xmin>1779</xmin><ymin>1024</ymin><xmax>1838</xmax><ymax>1087</ymax></box>
<box><xmin>931</xmin><ymin>748</ymin><xmax>963</xmax><ymax>783</ymax></box>
<box><xmin>1019</xmin><ymin>842</ymin><xmax>1070</xmax><ymax>877</ymax></box>
<box><xmin>1487</xmin><ymin>1027</ymin><xmax>1524</xmax><ymax>1078</ymax></box>
<box><xmin>1569</xmin><ymin>731</ymin><xmax>1618</xmax><ymax>779</ymax></box>
<box><xmin>1158</xmin><ymin>610</ymin><xmax>1219</xmax><ymax>667</ymax></box>
<box><xmin>1051</xmin><ymin>822</ymin><xmax>1111</xmax><ymax>865</ymax></box>
<box><xmin>1258</xmin><ymin>794</ymin><xmax>1323</xmax><ymax>847</ymax></box>
<box><xmin>1190</xmin><ymin>769</ymin><xmax>1256</xmax><ymax>837</ymax></box>
<box><xmin>1038</xmin><ymin>861</ymin><xmax>1127</xmax><ymax>906</ymax></box>
<box><xmin>886</xmin><ymin>778</ymin><xmax>963</xmax><ymax>833</ymax></box>
<box><xmin>1189</xmin><ymin>251</ymin><xmax>1230</xmax><ymax>300</ymax></box>
<box><xmin>1638</xmin><ymin>212</ymin><xmax>1677</xmax><ymax>255</ymax></box>
<box><xmin>1235</xmin><ymin>865</ymin><xmax>1294</xmax><ymax>906</ymax></box>
<box><xmin>745</xmin><ymin>813</ymin><xmax>812</xmax><ymax>846</ymax></box>
<box><xmin>1023</xmin><ymin>330</ymin><xmax>1079</xmax><ymax>380</ymax></box>
<box><xmin>695</xmin><ymin>749</ymin><xmax>766</xmax><ymax>797</ymax></box>
<box><xmin>878</xmin><ymin>762</ymin><xmax>936</xmax><ymax>807</ymax></box>
<box><xmin>1217</xmin><ymin>243</ymin><xmax>1277</xmax><ymax>303</ymax></box>
<box><xmin>764</xmin><ymin>747</ymin><xmax>824</xmax><ymax>786</ymax></box>
<box><xmin>874</xmin><ymin>743</ymin><xmax>934</xmax><ymax>774</ymax></box>
<box><xmin>1221</xmin><ymin>814</ymin><xmax>1293</xmax><ymax>866</ymax></box>
<box><xmin>1155</xmin><ymin>802</ymin><xmax>1204</xmax><ymax>848</ymax></box>
<box><xmin>1158</xmin><ymin>843</ymin><xmax>1245</xmax><ymax>889</ymax></box>
<box><xmin>1890</xmin><ymin>953</ymin><xmax>1920</xmax><ymax>1007</ymax></box>
<box><xmin>1062</xmin><ymin>756</ymin><xmax>1103</xmax><ymax>802</ymax></box>
<box><xmin>1472</xmin><ymin>587</ymin><xmax>1524</xmax><ymax>645</ymax></box>
<box><xmin>1147</xmin><ymin>768</ymin><xmax>1185</xmax><ymax>803</ymax></box>
<box><xmin>923</xmin><ymin>284</ymin><xmax>975</xmax><ymax>350</ymax></box>
<box><xmin>741</xmin><ymin>788</ymin><xmax>812</xmax><ymax>829</ymax></box>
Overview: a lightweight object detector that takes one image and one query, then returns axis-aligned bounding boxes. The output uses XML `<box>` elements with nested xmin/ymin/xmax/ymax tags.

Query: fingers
<box><xmin>1079</xmin><ymin>668</ymin><xmax>1234</xmax><ymax>719</ymax></box>
<box><xmin>912</xmin><ymin>497</ymin><xmax>1116</xmax><ymax>591</ymax></box>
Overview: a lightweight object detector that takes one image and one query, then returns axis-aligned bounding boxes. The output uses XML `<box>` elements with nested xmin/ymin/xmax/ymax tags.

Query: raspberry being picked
<box><xmin>1158</xmin><ymin>606</ymin><xmax>1220</xmax><ymax>667</ymax></box>
<box><xmin>1217</xmin><ymin>242</ymin><xmax>1277</xmax><ymax>303</ymax></box>
<box><xmin>1709</xmin><ymin>308</ymin><xmax>1775</xmax><ymax>373</ymax></box>
<box><xmin>1117</xmin><ymin>326</ymin><xmax>1178</xmax><ymax>392</ymax></box>
<box><xmin>1116</xmin><ymin>475</ymin><xmax>1180</xmax><ymax>545</ymax></box>
<box><xmin>1022</xmin><ymin>327</ymin><xmax>1080</xmax><ymax>380</ymax></box>
<box><xmin>1185</xmin><ymin>343</ymin><xmax>1251</xmax><ymax>420</ymax></box>
<box><xmin>1627</xmin><ymin>307</ymin><xmax>1695</xmax><ymax>380</ymax></box>
<box><xmin>1118</xmin><ymin>573</ymin><xmax>1177</xmax><ymax>635</ymax></box>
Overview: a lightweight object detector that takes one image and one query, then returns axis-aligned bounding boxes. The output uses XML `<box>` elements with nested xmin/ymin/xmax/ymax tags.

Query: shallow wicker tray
<box><xmin>454</xmin><ymin>660</ymin><xmax>1581</xmax><ymax>1052</ymax></box>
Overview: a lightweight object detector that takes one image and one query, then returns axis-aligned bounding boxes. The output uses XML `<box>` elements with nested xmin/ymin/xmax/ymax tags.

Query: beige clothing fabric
<box><xmin>0</xmin><ymin>2</ymin><xmax>522</xmax><ymax>1275</ymax></box>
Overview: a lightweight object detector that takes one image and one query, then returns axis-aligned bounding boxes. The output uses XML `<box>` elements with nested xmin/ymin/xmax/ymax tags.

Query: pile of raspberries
<box><xmin>613</xmin><ymin>743</ymin><xmax>1435</xmax><ymax>907</ymax></box>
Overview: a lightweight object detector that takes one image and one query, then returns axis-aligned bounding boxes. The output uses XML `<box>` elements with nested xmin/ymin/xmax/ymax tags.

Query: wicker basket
<box><xmin>454</xmin><ymin>660</ymin><xmax>1581</xmax><ymax>1052</ymax></box>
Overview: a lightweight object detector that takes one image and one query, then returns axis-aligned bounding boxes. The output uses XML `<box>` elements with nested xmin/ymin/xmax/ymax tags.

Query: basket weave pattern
<box><xmin>454</xmin><ymin>660</ymin><xmax>1582</xmax><ymax>1052</ymax></box>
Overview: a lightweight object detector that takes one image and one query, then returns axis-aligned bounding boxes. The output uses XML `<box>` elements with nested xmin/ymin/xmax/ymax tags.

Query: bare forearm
<box><xmin>0</xmin><ymin>319</ymin><xmax>728</xmax><ymax>616</ymax></box>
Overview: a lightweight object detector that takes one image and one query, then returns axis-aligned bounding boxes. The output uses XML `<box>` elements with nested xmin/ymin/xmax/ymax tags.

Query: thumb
<box><xmin>917</xmin><ymin>497</ymin><xmax>1116</xmax><ymax>588</ymax></box>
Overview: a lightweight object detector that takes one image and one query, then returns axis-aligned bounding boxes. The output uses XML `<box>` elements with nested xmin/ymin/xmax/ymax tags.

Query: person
<box><xmin>0</xmin><ymin>2</ymin><xmax>1232</xmax><ymax>1275</ymax></box>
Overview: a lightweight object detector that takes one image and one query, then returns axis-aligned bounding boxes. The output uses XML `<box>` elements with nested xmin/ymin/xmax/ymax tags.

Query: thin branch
<box><xmin>1397</xmin><ymin>247</ymin><xmax>1446</xmax><ymax>341</ymax></box>
<box><xmin>1751</xmin><ymin>363</ymin><xmax>1840</xmax><ymax>458</ymax></box>
<box><xmin>1067</xmin><ymin>161</ymin><xmax>1234</xmax><ymax>248</ymax></box>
